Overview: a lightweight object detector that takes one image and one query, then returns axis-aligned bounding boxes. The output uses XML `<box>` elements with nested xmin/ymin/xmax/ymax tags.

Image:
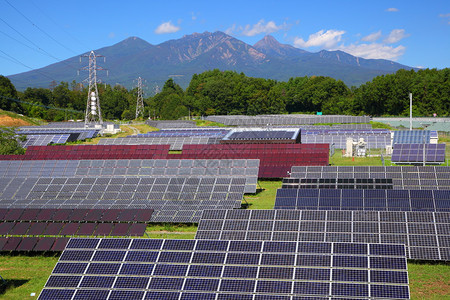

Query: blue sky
<box><xmin>1</xmin><ymin>0</ymin><xmax>449</xmax><ymax>76</ymax></box>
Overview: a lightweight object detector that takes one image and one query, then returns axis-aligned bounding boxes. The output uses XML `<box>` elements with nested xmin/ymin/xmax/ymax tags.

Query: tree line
<box><xmin>0</xmin><ymin>68</ymin><xmax>448</xmax><ymax>121</ymax></box>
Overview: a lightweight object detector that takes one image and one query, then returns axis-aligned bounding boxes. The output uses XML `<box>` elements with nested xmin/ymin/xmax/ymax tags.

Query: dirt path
<box><xmin>0</xmin><ymin>115</ymin><xmax>33</xmax><ymax>127</ymax></box>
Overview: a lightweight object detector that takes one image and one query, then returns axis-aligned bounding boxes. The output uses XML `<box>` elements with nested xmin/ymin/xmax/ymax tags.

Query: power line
<box><xmin>0</xmin><ymin>95</ymin><xmax>83</xmax><ymax>113</ymax></box>
<box><xmin>4</xmin><ymin>0</ymin><xmax>78</xmax><ymax>55</ymax></box>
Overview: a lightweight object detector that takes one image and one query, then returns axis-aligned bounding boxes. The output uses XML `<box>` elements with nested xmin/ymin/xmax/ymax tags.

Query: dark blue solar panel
<box><xmin>72</xmin><ymin>289</ymin><xmax>109</xmax><ymax>300</ymax></box>
<box><xmin>98</xmin><ymin>238</ymin><xmax>131</xmax><ymax>249</ymax></box>
<box><xmin>370</xmin><ymin>244</ymin><xmax>405</xmax><ymax>256</ymax></box>
<box><xmin>332</xmin><ymin>283</ymin><xmax>369</xmax><ymax>297</ymax></box>
<box><xmin>371</xmin><ymin>284</ymin><xmax>410</xmax><ymax>299</ymax></box>
<box><xmin>130</xmin><ymin>239</ymin><xmax>164</xmax><ymax>249</ymax></box>
<box><xmin>59</xmin><ymin>250</ymin><xmax>94</xmax><ymax>261</ymax></box>
<box><xmin>148</xmin><ymin>277</ymin><xmax>184</xmax><ymax>290</ymax></box>
<box><xmin>119</xmin><ymin>263</ymin><xmax>154</xmax><ymax>275</ymax></box>
<box><xmin>371</xmin><ymin>270</ymin><xmax>409</xmax><ymax>284</ymax></box>
<box><xmin>153</xmin><ymin>264</ymin><xmax>188</xmax><ymax>276</ymax></box>
<box><xmin>334</xmin><ymin>243</ymin><xmax>367</xmax><ymax>255</ymax></box>
<box><xmin>181</xmin><ymin>292</ymin><xmax>217</xmax><ymax>300</ymax></box>
<box><xmin>38</xmin><ymin>289</ymin><xmax>75</xmax><ymax>300</ymax></box>
<box><xmin>261</xmin><ymin>253</ymin><xmax>295</xmax><ymax>266</ymax></box>
<box><xmin>226</xmin><ymin>253</ymin><xmax>260</xmax><ymax>265</ymax></box>
<box><xmin>293</xmin><ymin>281</ymin><xmax>329</xmax><ymax>296</ymax></box>
<box><xmin>114</xmin><ymin>276</ymin><xmax>150</xmax><ymax>289</ymax></box>
<box><xmin>45</xmin><ymin>275</ymin><xmax>81</xmax><ymax>288</ymax></box>
<box><xmin>195</xmin><ymin>240</ymin><xmax>228</xmax><ymax>251</ymax></box>
<box><xmin>263</xmin><ymin>241</ymin><xmax>297</xmax><ymax>253</ymax></box>
<box><xmin>297</xmin><ymin>242</ymin><xmax>332</xmax><ymax>253</ymax></box>
<box><xmin>297</xmin><ymin>255</ymin><xmax>331</xmax><ymax>267</ymax></box>
<box><xmin>53</xmin><ymin>262</ymin><xmax>87</xmax><ymax>274</ymax></box>
<box><xmin>370</xmin><ymin>257</ymin><xmax>407</xmax><ymax>270</ymax></box>
<box><xmin>218</xmin><ymin>294</ymin><xmax>253</xmax><ymax>300</ymax></box>
<box><xmin>229</xmin><ymin>240</ymin><xmax>262</xmax><ymax>252</ymax></box>
<box><xmin>184</xmin><ymin>278</ymin><xmax>220</xmax><ymax>291</ymax></box>
<box><xmin>144</xmin><ymin>291</ymin><xmax>180</xmax><ymax>300</ymax></box>
<box><xmin>191</xmin><ymin>252</ymin><xmax>226</xmax><ymax>264</ymax></box>
<box><xmin>85</xmin><ymin>263</ymin><xmax>120</xmax><ymax>275</ymax></box>
<box><xmin>91</xmin><ymin>250</ymin><xmax>126</xmax><ymax>262</ymax></box>
<box><xmin>295</xmin><ymin>268</ymin><xmax>330</xmax><ymax>281</ymax></box>
<box><xmin>79</xmin><ymin>275</ymin><xmax>115</xmax><ymax>288</ymax></box>
<box><xmin>188</xmin><ymin>265</ymin><xmax>223</xmax><ymax>277</ymax></box>
<box><xmin>222</xmin><ymin>266</ymin><xmax>258</xmax><ymax>278</ymax></box>
<box><xmin>333</xmin><ymin>255</ymin><xmax>368</xmax><ymax>268</ymax></box>
<box><xmin>256</xmin><ymin>280</ymin><xmax>292</xmax><ymax>294</ymax></box>
<box><xmin>219</xmin><ymin>279</ymin><xmax>256</xmax><ymax>292</ymax></box>
<box><xmin>158</xmin><ymin>251</ymin><xmax>192</xmax><ymax>263</ymax></box>
<box><xmin>259</xmin><ymin>266</ymin><xmax>293</xmax><ymax>279</ymax></box>
<box><xmin>109</xmin><ymin>290</ymin><xmax>145</xmax><ymax>300</ymax></box>
<box><xmin>125</xmin><ymin>250</ymin><xmax>159</xmax><ymax>262</ymax></box>
<box><xmin>332</xmin><ymin>269</ymin><xmax>368</xmax><ymax>282</ymax></box>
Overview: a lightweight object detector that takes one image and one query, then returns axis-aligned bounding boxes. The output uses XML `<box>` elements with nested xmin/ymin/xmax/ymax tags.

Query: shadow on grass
<box><xmin>0</xmin><ymin>279</ymin><xmax>29</xmax><ymax>296</ymax></box>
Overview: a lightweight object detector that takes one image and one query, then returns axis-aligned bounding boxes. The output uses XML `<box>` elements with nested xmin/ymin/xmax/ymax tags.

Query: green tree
<box><xmin>0</xmin><ymin>75</ymin><xmax>19</xmax><ymax>112</ymax></box>
<box><xmin>0</xmin><ymin>127</ymin><xmax>25</xmax><ymax>155</ymax></box>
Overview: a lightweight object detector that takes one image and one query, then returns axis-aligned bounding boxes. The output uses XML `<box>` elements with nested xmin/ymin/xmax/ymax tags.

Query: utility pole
<box><xmin>409</xmin><ymin>93</ymin><xmax>413</xmax><ymax>130</ymax></box>
<box><xmin>135</xmin><ymin>77</ymin><xmax>145</xmax><ymax>119</ymax></box>
<box><xmin>79</xmin><ymin>50</ymin><xmax>107</xmax><ymax>127</ymax></box>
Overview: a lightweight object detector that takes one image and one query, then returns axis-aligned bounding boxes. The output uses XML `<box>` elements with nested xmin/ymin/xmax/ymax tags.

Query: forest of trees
<box><xmin>0</xmin><ymin>68</ymin><xmax>448</xmax><ymax>122</ymax></box>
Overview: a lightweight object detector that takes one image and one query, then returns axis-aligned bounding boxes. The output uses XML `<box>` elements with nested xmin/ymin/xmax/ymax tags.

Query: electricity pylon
<box><xmin>135</xmin><ymin>77</ymin><xmax>145</xmax><ymax>119</ymax></box>
<box><xmin>79</xmin><ymin>50</ymin><xmax>107</xmax><ymax>126</ymax></box>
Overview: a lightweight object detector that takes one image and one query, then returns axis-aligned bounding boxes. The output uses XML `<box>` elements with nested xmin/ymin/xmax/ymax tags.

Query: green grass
<box><xmin>408</xmin><ymin>261</ymin><xmax>450</xmax><ymax>299</ymax></box>
<box><xmin>0</xmin><ymin>254</ymin><xmax>59</xmax><ymax>300</ymax></box>
<box><xmin>244</xmin><ymin>180</ymin><xmax>281</xmax><ymax>209</ymax></box>
<box><xmin>330</xmin><ymin>148</ymin><xmax>392</xmax><ymax>166</ymax></box>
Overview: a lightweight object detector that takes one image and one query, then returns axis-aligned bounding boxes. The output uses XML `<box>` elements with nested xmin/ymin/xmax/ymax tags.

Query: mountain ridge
<box><xmin>7</xmin><ymin>31</ymin><xmax>416</xmax><ymax>91</ymax></box>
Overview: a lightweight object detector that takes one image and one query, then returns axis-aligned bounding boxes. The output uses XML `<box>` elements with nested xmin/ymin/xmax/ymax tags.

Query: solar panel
<box><xmin>196</xmin><ymin>209</ymin><xmax>450</xmax><ymax>261</ymax></box>
<box><xmin>392</xmin><ymin>144</ymin><xmax>446</xmax><ymax>164</ymax></box>
<box><xmin>39</xmin><ymin>237</ymin><xmax>409</xmax><ymax>299</ymax></box>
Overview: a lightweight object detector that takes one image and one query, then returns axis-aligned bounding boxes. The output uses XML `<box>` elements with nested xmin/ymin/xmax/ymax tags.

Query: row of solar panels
<box><xmin>0</xmin><ymin>221</ymin><xmax>147</xmax><ymax>238</ymax></box>
<box><xmin>97</xmin><ymin>136</ymin><xmax>220</xmax><ymax>150</ymax></box>
<box><xmin>196</xmin><ymin>209</ymin><xmax>449</xmax><ymax>262</ymax></box>
<box><xmin>39</xmin><ymin>238</ymin><xmax>409</xmax><ymax>300</ymax></box>
<box><xmin>206</xmin><ymin>114</ymin><xmax>371</xmax><ymax>125</ymax></box>
<box><xmin>0</xmin><ymin>159</ymin><xmax>260</xmax><ymax>193</ymax></box>
<box><xmin>392</xmin><ymin>143</ymin><xmax>446</xmax><ymax>163</ymax></box>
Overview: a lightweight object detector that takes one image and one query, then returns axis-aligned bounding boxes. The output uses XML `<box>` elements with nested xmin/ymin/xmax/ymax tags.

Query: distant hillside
<box><xmin>7</xmin><ymin>31</ymin><xmax>416</xmax><ymax>91</ymax></box>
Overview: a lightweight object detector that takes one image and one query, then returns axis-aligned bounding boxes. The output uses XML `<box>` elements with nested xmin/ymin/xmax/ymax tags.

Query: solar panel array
<box><xmin>97</xmin><ymin>136</ymin><xmax>218</xmax><ymax>150</ymax></box>
<box><xmin>221</xmin><ymin>128</ymin><xmax>300</xmax><ymax>144</ymax></box>
<box><xmin>18</xmin><ymin>129</ymin><xmax>100</xmax><ymax>140</ymax></box>
<box><xmin>290</xmin><ymin>166</ymin><xmax>450</xmax><ymax>190</ymax></box>
<box><xmin>196</xmin><ymin>209</ymin><xmax>450</xmax><ymax>261</ymax></box>
<box><xmin>20</xmin><ymin>121</ymin><xmax>119</xmax><ymax>130</ymax></box>
<box><xmin>180</xmin><ymin>144</ymin><xmax>329</xmax><ymax>178</ymax></box>
<box><xmin>0</xmin><ymin>176</ymin><xmax>245</xmax><ymax>223</ymax></box>
<box><xmin>274</xmin><ymin>188</ymin><xmax>450</xmax><ymax>211</ymax></box>
<box><xmin>206</xmin><ymin>114</ymin><xmax>371</xmax><ymax>126</ymax></box>
<box><xmin>145</xmin><ymin>120</ymin><xmax>197</xmax><ymax>129</ymax></box>
<box><xmin>282</xmin><ymin>178</ymin><xmax>394</xmax><ymax>190</ymax></box>
<box><xmin>0</xmin><ymin>208</ymin><xmax>152</xmax><ymax>243</ymax></box>
<box><xmin>20</xmin><ymin>134</ymin><xmax>72</xmax><ymax>148</ymax></box>
<box><xmin>393</xmin><ymin>130</ymin><xmax>436</xmax><ymax>144</ymax></box>
<box><xmin>391</xmin><ymin>144</ymin><xmax>446</xmax><ymax>164</ymax></box>
<box><xmin>0</xmin><ymin>145</ymin><xmax>170</xmax><ymax>160</ymax></box>
<box><xmin>0</xmin><ymin>236</ymin><xmax>69</xmax><ymax>252</ymax></box>
<box><xmin>39</xmin><ymin>238</ymin><xmax>409</xmax><ymax>300</ymax></box>
<box><xmin>132</xmin><ymin>128</ymin><xmax>230</xmax><ymax>138</ymax></box>
<box><xmin>0</xmin><ymin>159</ymin><xmax>259</xmax><ymax>193</ymax></box>
<box><xmin>301</xmin><ymin>130</ymin><xmax>391</xmax><ymax>149</ymax></box>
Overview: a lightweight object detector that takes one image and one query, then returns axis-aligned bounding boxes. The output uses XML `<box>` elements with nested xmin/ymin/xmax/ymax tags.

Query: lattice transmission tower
<box><xmin>79</xmin><ymin>50</ymin><xmax>108</xmax><ymax>126</ymax></box>
<box><xmin>135</xmin><ymin>77</ymin><xmax>145</xmax><ymax>119</ymax></box>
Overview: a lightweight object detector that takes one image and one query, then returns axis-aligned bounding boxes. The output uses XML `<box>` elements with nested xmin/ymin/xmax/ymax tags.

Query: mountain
<box><xmin>7</xmin><ymin>31</ymin><xmax>415</xmax><ymax>91</ymax></box>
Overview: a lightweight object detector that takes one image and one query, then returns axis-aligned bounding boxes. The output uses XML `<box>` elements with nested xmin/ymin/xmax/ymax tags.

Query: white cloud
<box><xmin>362</xmin><ymin>31</ymin><xmax>382</xmax><ymax>42</ymax></box>
<box><xmin>293</xmin><ymin>29</ymin><xmax>346</xmax><ymax>48</ymax></box>
<box><xmin>226</xmin><ymin>20</ymin><xmax>288</xmax><ymax>36</ymax></box>
<box><xmin>154</xmin><ymin>21</ymin><xmax>181</xmax><ymax>34</ymax></box>
<box><xmin>386</xmin><ymin>7</ymin><xmax>399</xmax><ymax>12</ymax></box>
<box><xmin>336</xmin><ymin>43</ymin><xmax>406</xmax><ymax>61</ymax></box>
<box><xmin>439</xmin><ymin>13</ymin><xmax>450</xmax><ymax>24</ymax></box>
<box><xmin>384</xmin><ymin>29</ymin><xmax>408</xmax><ymax>44</ymax></box>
